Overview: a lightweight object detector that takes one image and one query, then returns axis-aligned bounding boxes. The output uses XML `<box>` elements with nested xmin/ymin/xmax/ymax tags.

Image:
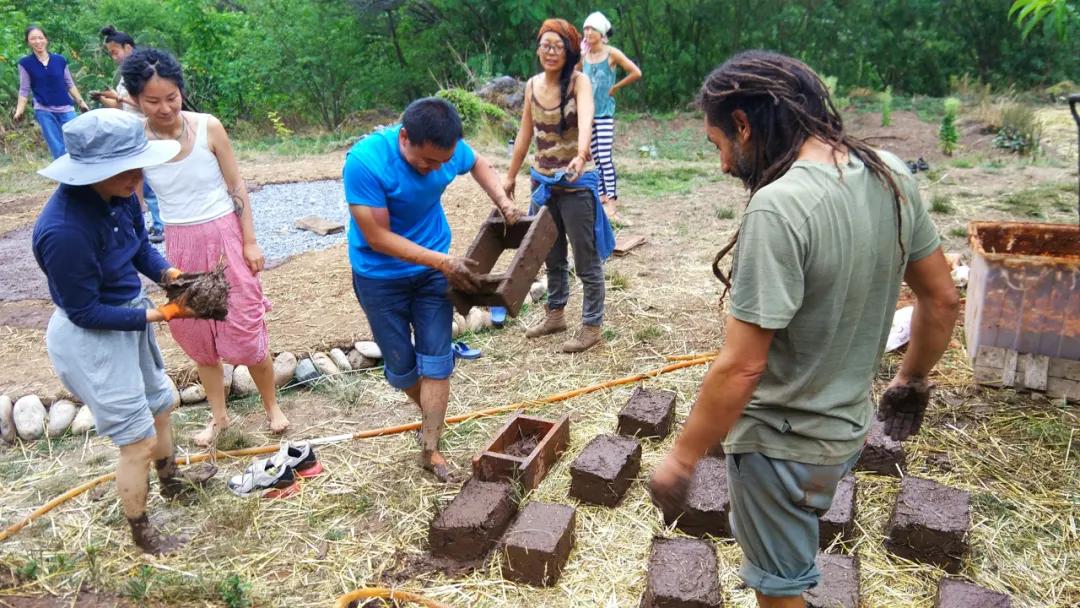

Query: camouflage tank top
<box><xmin>530</xmin><ymin>76</ymin><xmax>590</xmax><ymax>177</ymax></box>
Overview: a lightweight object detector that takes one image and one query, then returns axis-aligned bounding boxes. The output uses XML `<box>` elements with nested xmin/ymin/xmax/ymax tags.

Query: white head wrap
<box><xmin>583</xmin><ymin>12</ymin><xmax>611</xmax><ymax>37</ymax></box>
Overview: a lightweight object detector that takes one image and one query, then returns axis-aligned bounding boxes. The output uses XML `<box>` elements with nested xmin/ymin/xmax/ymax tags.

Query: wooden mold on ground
<box><xmin>472</xmin><ymin>413</ymin><xmax>570</xmax><ymax>491</ymax></box>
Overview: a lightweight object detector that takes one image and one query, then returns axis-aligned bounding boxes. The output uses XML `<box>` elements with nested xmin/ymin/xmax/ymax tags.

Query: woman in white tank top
<box><xmin>123</xmin><ymin>48</ymin><xmax>289</xmax><ymax>447</ymax></box>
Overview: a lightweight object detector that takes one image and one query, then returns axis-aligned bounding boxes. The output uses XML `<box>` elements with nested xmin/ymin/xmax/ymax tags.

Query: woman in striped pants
<box><xmin>579</xmin><ymin>11</ymin><xmax>641</xmax><ymax>221</ymax></box>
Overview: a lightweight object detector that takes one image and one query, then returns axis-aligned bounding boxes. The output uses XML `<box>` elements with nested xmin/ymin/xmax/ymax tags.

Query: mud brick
<box><xmin>934</xmin><ymin>578</ymin><xmax>1012</xmax><ymax>608</ymax></box>
<box><xmin>569</xmin><ymin>434</ymin><xmax>641</xmax><ymax>507</ymax></box>
<box><xmin>805</xmin><ymin>553</ymin><xmax>860</xmax><ymax>608</ymax></box>
<box><xmin>884</xmin><ymin>476</ymin><xmax>970</xmax><ymax>573</ymax></box>
<box><xmin>500</xmin><ymin>502</ymin><xmax>576</xmax><ymax>586</ymax></box>
<box><xmin>662</xmin><ymin>456</ymin><xmax>730</xmax><ymax>538</ymax></box>
<box><xmin>819</xmin><ymin>474</ymin><xmax>857</xmax><ymax>551</ymax></box>
<box><xmin>855</xmin><ymin>417</ymin><xmax>906</xmax><ymax>476</ymax></box>
<box><xmin>639</xmin><ymin>537</ymin><xmax>723</xmax><ymax>608</ymax></box>
<box><xmin>617</xmin><ymin>387</ymin><xmax>677</xmax><ymax>439</ymax></box>
<box><xmin>448</xmin><ymin>207</ymin><xmax>557</xmax><ymax>317</ymax></box>
<box><xmin>429</xmin><ymin>477</ymin><xmax>517</xmax><ymax>561</ymax></box>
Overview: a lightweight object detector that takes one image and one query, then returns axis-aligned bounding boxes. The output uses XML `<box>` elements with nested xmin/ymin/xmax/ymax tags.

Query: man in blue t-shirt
<box><xmin>344</xmin><ymin>97</ymin><xmax>520</xmax><ymax>481</ymax></box>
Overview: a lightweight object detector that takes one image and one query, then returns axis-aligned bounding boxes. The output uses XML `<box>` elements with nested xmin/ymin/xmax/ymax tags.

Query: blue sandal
<box><xmin>452</xmin><ymin>341</ymin><xmax>482</xmax><ymax>360</ymax></box>
<box><xmin>490</xmin><ymin>306</ymin><xmax>507</xmax><ymax>328</ymax></box>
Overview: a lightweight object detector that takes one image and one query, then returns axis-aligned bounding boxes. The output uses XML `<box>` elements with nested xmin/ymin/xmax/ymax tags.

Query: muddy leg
<box><xmin>418</xmin><ymin>377</ymin><xmax>450</xmax><ymax>481</ymax></box>
<box><xmin>118</xmin><ymin>435</ymin><xmax>182</xmax><ymax>555</ymax></box>
<box><xmin>249</xmin><ymin>354</ymin><xmax>289</xmax><ymax>434</ymax></box>
<box><xmin>153</xmin><ymin>409</ymin><xmax>217</xmax><ymax>498</ymax></box>
<box><xmin>193</xmin><ymin>362</ymin><xmax>229</xmax><ymax>447</ymax></box>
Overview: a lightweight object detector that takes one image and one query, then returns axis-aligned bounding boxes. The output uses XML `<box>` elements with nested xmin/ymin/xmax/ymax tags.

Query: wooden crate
<box><xmin>472</xmin><ymin>413</ymin><xmax>570</xmax><ymax>491</ymax></box>
<box><xmin>972</xmin><ymin>346</ymin><xmax>1080</xmax><ymax>400</ymax></box>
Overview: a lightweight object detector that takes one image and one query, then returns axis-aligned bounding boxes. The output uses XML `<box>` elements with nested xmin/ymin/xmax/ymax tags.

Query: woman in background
<box><xmin>13</xmin><ymin>25</ymin><xmax>91</xmax><ymax>159</ymax></box>
<box><xmin>579</xmin><ymin>11</ymin><xmax>641</xmax><ymax>221</ymax></box>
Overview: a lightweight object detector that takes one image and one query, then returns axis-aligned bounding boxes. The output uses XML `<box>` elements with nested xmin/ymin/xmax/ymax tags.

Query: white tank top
<box><xmin>143</xmin><ymin>113</ymin><xmax>235</xmax><ymax>225</ymax></box>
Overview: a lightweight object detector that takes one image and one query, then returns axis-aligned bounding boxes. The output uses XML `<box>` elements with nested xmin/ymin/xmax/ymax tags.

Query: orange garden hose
<box><xmin>334</xmin><ymin>587</ymin><xmax>452</xmax><ymax>608</ymax></box>
<box><xmin>0</xmin><ymin>355</ymin><xmax>714</xmax><ymax>543</ymax></box>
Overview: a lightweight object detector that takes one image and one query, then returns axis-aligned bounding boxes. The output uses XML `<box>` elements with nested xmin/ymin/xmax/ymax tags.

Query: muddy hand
<box><xmin>160</xmin><ymin>267</ymin><xmax>184</xmax><ymax>286</ymax></box>
<box><xmin>878</xmin><ymin>376</ymin><xmax>932</xmax><ymax>441</ymax></box>
<box><xmin>648</xmin><ymin>455</ymin><xmax>692</xmax><ymax>516</ymax></box>
<box><xmin>440</xmin><ymin>256</ymin><xmax>481</xmax><ymax>292</ymax></box>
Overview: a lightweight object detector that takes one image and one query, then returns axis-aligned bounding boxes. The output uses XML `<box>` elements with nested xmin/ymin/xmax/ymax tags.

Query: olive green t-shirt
<box><xmin>722</xmin><ymin>150</ymin><xmax>940</xmax><ymax>465</ymax></box>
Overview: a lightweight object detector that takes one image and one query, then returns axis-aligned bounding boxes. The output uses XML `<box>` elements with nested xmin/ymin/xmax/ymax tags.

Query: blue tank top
<box><xmin>584</xmin><ymin>53</ymin><xmax>616</xmax><ymax>118</ymax></box>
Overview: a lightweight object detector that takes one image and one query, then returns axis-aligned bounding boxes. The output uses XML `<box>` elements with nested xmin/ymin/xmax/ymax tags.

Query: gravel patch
<box><xmin>0</xmin><ymin>180</ymin><xmax>349</xmax><ymax>301</ymax></box>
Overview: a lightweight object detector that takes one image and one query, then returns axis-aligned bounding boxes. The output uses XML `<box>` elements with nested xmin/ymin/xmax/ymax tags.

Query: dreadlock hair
<box><xmin>699</xmin><ymin>50</ymin><xmax>907</xmax><ymax>299</ymax></box>
<box><xmin>536</xmin><ymin>20</ymin><xmax>583</xmax><ymax>135</ymax></box>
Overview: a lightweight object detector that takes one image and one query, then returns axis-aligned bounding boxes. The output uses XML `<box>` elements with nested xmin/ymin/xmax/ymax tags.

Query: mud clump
<box><xmin>164</xmin><ymin>264</ymin><xmax>230</xmax><ymax>321</ymax></box>
<box><xmin>503</xmin><ymin>430</ymin><xmax>541</xmax><ymax>458</ymax></box>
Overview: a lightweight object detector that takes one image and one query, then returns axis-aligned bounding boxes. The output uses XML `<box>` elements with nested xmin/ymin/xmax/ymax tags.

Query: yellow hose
<box><xmin>334</xmin><ymin>587</ymin><xmax>453</xmax><ymax>608</ymax></box>
<box><xmin>0</xmin><ymin>355</ymin><xmax>713</xmax><ymax>543</ymax></box>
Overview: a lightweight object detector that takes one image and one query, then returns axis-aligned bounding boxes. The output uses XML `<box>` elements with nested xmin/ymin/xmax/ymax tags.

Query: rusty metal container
<box><xmin>966</xmin><ymin>221</ymin><xmax>1080</xmax><ymax>398</ymax></box>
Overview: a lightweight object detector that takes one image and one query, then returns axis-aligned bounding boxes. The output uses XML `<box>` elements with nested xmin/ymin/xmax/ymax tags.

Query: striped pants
<box><xmin>590</xmin><ymin>116</ymin><xmax>617</xmax><ymax>200</ymax></box>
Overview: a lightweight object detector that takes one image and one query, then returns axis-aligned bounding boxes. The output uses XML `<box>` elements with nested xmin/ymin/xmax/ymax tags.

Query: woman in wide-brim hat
<box><xmin>32</xmin><ymin>108</ymin><xmax>215</xmax><ymax>556</ymax></box>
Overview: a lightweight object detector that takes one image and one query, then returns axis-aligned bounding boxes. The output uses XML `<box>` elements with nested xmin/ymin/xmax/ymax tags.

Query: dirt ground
<box><xmin>0</xmin><ymin>109</ymin><xmax>1078</xmax><ymax>607</ymax></box>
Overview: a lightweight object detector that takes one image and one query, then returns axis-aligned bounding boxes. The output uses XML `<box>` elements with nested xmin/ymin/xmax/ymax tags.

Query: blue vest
<box><xmin>18</xmin><ymin>53</ymin><xmax>71</xmax><ymax>107</ymax></box>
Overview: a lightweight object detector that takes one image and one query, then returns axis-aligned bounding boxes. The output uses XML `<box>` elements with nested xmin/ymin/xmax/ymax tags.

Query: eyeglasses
<box><xmin>538</xmin><ymin>43</ymin><xmax>565</xmax><ymax>55</ymax></box>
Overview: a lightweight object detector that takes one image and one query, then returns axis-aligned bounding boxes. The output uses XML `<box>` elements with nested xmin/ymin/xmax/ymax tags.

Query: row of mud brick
<box><xmin>430</xmin><ymin>387</ymin><xmax>1010</xmax><ymax>605</ymax></box>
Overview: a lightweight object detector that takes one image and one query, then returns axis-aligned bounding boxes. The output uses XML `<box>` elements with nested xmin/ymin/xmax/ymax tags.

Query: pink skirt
<box><xmin>164</xmin><ymin>213</ymin><xmax>271</xmax><ymax>366</ymax></box>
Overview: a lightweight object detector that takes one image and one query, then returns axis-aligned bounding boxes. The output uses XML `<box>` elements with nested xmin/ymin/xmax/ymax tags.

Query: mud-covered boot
<box><xmin>561</xmin><ymin>325</ymin><xmax>602</xmax><ymax>353</ymax></box>
<box><xmin>525</xmin><ymin>306</ymin><xmax>567</xmax><ymax>338</ymax></box>
<box><xmin>128</xmin><ymin>513</ymin><xmax>184</xmax><ymax>555</ymax></box>
<box><xmin>157</xmin><ymin>457</ymin><xmax>218</xmax><ymax>499</ymax></box>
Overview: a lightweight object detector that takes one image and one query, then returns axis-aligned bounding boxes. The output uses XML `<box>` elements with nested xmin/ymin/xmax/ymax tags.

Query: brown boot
<box><xmin>156</xmin><ymin>457</ymin><xmax>218</xmax><ymax>499</ymax></box>
<box><xmin>525</xmin><ymin>306</ymin><xmax>567</xmax><ymax>338</ymax></box>
<box><xmin>127</xmin><ymin>513</ymin><xmax>184</xmax><ymax>555</ymax></box>
<box><xmin>561</xmin><ymin>325</ymin><xmax>602</xmax><ymax>353</ymax></box>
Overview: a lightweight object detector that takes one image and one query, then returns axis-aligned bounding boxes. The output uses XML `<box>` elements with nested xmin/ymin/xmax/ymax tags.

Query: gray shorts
<box><xmin>45</xmin><ymin>297</ymin><xmax>176</xmax><ymax>447</ymax></box>
<box><xmin>726</xmin><ymin>450</ymin><xmax>861</xmax><ymax>597</ymax></box>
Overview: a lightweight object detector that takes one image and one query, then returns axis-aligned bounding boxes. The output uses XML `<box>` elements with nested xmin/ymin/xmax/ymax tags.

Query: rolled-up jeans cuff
<box><xmin>385</xmin><ymin>365</ymin><xmax>420</xmax><ymax>390</ymax></box>
<box><xmin>417</xmin><ymin>351</ymin><xmax>454</xmax><ymax>380</ymax></box>
<box><xmin>739</xmin><ymin>559</ymin><xmax>819</xmax><ymax>597</ymax></box>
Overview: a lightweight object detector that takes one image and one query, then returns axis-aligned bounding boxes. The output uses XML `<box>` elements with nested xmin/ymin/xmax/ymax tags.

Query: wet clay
<box><xmin>805</xmin><ymin>553</ymin><xmax>860</xmax><ymax>608</ymax></box>
<box><xmin>935</xmin><ymin>578</ymin><xmax>1012</xmax><ymax>608</ymax></box>
<box><xmin>856</xmin><ymin>417</ymin><xmax>905</xmax><ymax>477</ymax></box>
<box><xmin>972</xmin><ymin>222</ymin><xmax>1080</xmax><ymax>260</ymax></box>
<box><xmin>885</xmin><ymin>476</ymin><xmax>970</xmax><ymax>573</ymax></box>
<box><xmin>164</xmin><ymin>264</ymin><xmax>230</xmax><ymax>321</ymax></box>
<box><xmin>569</xmin><ymin>434</ymin><xmax>641</xmax><ymax>507</ymax></box>
<box><xmin>820</xmin><ymin>474</ymin><xmax>857</xmax><ymax>550</ymax></box>
<box><xmin>617</xmin><ymin>387</ymin><xmax>677</xmax><ymax>439</ymax></box>
<box><xmin>639</xmin><ymin>537</ymin><xmax>723</xmax><ymax>608</ymax></box>
<box><xmin>429</xmin><ymin>477</ymin><xmax>517</xmax><ymax>561</ymax></box>
<box><xmin>500</xmin><ymin>501</ymin><xmax>576</xmax><ymax>586</ymax></box>
<box><xmin>662</xmin><ymin>456</ymin><xmax>730</xmax><ymax>538</ymax></box>
<box><xmin>502</xmin><ymin>429</ymin><xmax>541</xmax><ymax>458</ymax></box>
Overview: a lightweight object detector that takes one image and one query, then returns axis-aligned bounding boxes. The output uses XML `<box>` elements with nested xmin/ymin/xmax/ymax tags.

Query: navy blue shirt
<box><xmin>32</xmin><ymin>184</ymin><xmax>171</xmax><ymax>331</ymax></box>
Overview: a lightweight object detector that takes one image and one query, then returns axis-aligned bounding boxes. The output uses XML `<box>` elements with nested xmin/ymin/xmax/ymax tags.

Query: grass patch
<box><xmin>215</xmin><ymin>427</ymin><xmax>258</xmax><ymax>451</ymax></box>
<box><xmin>995</xmin><ymin>182</ymin><xmax>1074</xmax><ymax>218</ymax></box>
<box><xmin>634</xmin><ymin>325</ymin><xmax>664</xmax><ymax>343</ymax></box>
<box><xmin>951</xmin><ymin>157</ymin><xmax>975</xmax><ymax>169</ymax></box>
<box><xmin>606</xmin><ymin>270</ymin><xmax>630</xmax><ymax>291</ymax></box>
<box><xmin>621</xmin><ymin>166</ymin><xmax>710</xmax><ymax>197</ymax></box>
<box><xmin>232</xmin><ymin>129</ymin><xmax>367</xmax><ymax>158</ymax></box>
<box><xmin>948</xmin><ymin>226</ymin><xmax>968</xmax><ymax>238</ymax></box>
<box><xmin>714</xmin><ymin>206</ymin><xmax>736</xmax><ymax>220</ymax></box>
<box><xmin>930</xmin><ymin>194</ymin><xmax>954</xmax><ymax>214</ymax></box>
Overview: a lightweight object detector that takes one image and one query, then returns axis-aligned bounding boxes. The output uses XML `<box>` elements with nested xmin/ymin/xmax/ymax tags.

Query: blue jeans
<box><xmin>352</xmin><ymin>268</ymin><xmax>454</xmax><ymax>390</ymax></box>
<box><xmin>34</xmin><ymin>109</ymin><xmax>78</xmax><ymax>159</ymax></box>
<box><xmin>143</xmin><ymin>182</ymin><xmax>163</xmax><ymax>232</ymax></box>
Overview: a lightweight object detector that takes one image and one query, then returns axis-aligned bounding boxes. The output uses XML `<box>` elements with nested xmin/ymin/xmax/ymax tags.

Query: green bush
<box><xmin>993</xmin><ymin>102</ymin><xmax>1042</xmax><ymax>155</ymax></box>
<box><xmin>939</xmin><ymin>97</ymin><xmax>961</xmax><ymax>155</ymax></box>
<box><xmin>880</xmin><ymin>86</ymin><xmax>893</xmax><ymax>127</ymax></box>
<box><xmin>435</xmin><ymin>88</ymin><xmax>514</xmax><ymax>138</ymax></box>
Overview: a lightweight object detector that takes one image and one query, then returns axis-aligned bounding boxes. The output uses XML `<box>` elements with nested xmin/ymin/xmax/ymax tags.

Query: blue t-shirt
<box><xmin>343</xmin><ymin>124</ymin><xmax>476</xmax><ymax>279</ymax></box>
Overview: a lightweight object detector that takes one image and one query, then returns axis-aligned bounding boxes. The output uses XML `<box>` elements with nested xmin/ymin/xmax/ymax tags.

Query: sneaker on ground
<box><xmin>269</xmin><ymin>441</ymin><xmax>324</xmax><ymax>478</ymax></box>
<box><xmin>227</xmin><ymin>458</ymin><xmax>299</xmax><ymax>498</ymax></box>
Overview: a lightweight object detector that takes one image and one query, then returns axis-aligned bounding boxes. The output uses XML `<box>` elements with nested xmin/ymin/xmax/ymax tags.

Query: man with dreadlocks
<box><xmin>649</xmin><ymin>51</ymin><xmax>959</xmax><ymax>607</ymax></box>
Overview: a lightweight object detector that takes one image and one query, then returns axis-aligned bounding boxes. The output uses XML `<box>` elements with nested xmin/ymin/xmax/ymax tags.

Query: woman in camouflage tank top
<box><xmin>503</xmin><ymin>19</ymin><xmax>610</xmax><ymax>354</ymax></box>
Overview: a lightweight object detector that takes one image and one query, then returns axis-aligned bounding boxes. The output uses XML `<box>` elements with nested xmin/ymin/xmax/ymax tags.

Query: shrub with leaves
<box><xmin>880</xmin><ymin>86</ymin><xmax>894</xmax><ymax>127</ymax></box>
<box><xmin>939</xmin><ymin>97</ymin><xmax>961</xmax><ymax>155</ymax></box>
<box><xmin>435</xmin><ymin>88</ymin><xmax>513</xmax><ymax>138</ymax></box>
<box><xmin>993</xmin><ymin>102</ymin><xmax>1042</xmax><ymax>155</ymax></box>
<box><xmin>218</xmin><ymin>574</ymin><xmax>252</xmax><ymax>608</ymax></box>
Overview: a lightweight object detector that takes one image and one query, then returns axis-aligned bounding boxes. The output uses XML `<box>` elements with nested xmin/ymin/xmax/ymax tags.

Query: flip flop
<box><xmin>490</xmin><ymin>307</ymin><xmax>507</xmax><ymax>328</ymax></box>
<box><xmin>452</xmin><ymin>341</ymin><xmax>482</xmax><ymax>360</ymax></box>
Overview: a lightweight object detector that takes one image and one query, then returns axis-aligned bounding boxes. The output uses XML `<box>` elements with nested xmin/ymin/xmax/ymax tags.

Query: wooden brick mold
<box><xmin>449</xmin><ymin>207</ymin><xmax>557</xmax><ymax>317</ymax></box>
<box><xmin>473</xmin><ymin>413</ymin><xmax>570</xmax><ymax>491</ymax></box>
